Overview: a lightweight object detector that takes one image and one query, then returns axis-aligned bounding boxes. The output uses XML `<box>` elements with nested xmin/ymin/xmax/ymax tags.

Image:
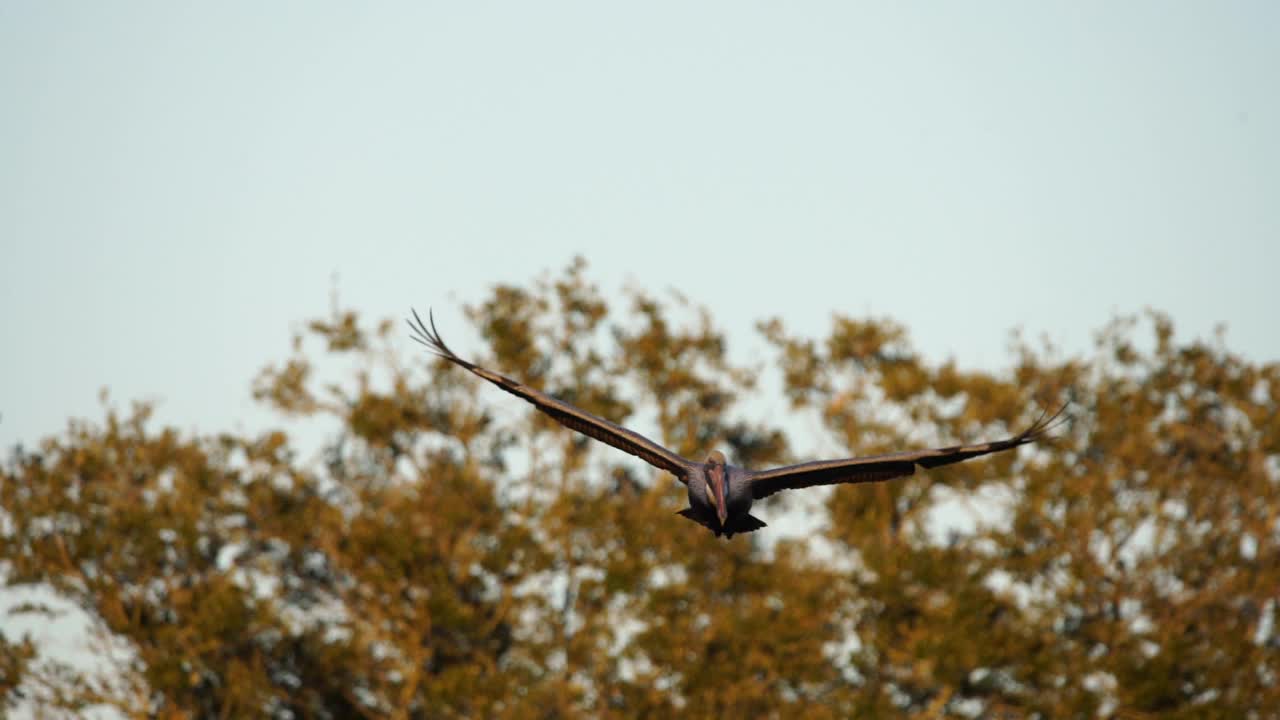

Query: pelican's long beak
<box><xmin>710</xmin><ymin>466</ymin><xmax>728</xmax><ymax>527</ymax></box>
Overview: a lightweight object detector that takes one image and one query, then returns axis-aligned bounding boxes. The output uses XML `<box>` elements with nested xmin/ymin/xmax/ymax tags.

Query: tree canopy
<box><xmin>3</xmin><ymin>259</ymin><xmax>1278</xmax><ymax>718</ymax></box>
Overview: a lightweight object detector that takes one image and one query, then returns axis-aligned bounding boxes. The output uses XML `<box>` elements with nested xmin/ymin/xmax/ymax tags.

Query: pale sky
<box><xmin>3</xmin><ymin>2</ymin><xmax>1278</xmax><ymax>452</ymax></box>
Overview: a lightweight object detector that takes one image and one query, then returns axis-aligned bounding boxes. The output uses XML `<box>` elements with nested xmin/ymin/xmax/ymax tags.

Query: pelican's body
<box><xmin>408</xmin><ymin>309</ymin><xmax>1065</xmax><ymax>539</ymax></box>
<box><xmin>681</xmin><ymin>452</ymin><xmax>762</xmax><ymax>538</ymax></box>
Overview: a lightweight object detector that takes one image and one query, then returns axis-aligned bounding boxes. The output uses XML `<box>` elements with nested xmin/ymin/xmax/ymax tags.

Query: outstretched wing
<box><xmin>748</xmin><ymin>405</ymin><xmax>1067</xmax><ymax>500</ymax></box>
<box><xmin>408</xmin><ymin>309</ymin><xmax>696</xmax><ymax>481</ymax></box>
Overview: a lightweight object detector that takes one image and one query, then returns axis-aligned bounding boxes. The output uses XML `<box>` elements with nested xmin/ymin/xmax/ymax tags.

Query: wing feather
<box><xmin>748</xmin><ymin>405</ymin><xmax>1067</xmax><ymax>499</ymax></box>
<box><xmin>408</xmin><ymin>309</ymin><xmax>695</xmax><ymax>481</ymax></box>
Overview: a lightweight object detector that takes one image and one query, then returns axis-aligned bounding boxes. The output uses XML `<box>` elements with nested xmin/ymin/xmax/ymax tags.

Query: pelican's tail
<box><xmin>676</xmin><ymin>508</ymin><xmax>768</xmax><ymax>538</ymax></box>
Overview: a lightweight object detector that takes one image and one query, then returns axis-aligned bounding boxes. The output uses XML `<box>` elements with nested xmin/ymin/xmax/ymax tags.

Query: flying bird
<box><xmin>408</xmin><ymin>309</ymin><xmax>1065</xmax><ymax>538</ymax></box>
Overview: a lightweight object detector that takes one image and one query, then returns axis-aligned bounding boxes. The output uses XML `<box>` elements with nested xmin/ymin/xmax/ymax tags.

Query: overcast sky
<box><xmin>3</xmin><ymin>2</ymin><xmax>1278</xmax><ymax>452</ymax></box>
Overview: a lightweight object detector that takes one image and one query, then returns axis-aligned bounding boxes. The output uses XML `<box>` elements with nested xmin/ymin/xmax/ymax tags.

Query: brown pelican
<box><xmin>408</xmin><ymin>310</ymin><xmax>1065</xmax><ymax>538</ymax></box>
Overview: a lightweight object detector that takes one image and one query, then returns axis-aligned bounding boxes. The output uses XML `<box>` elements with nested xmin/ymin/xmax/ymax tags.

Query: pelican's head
<box><xmin>705</xmin><ymin>450</ymin><xmax>729</xmax><ymax>527</ymax></box>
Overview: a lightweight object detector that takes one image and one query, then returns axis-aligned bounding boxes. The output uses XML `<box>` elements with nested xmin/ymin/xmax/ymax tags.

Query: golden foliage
<box><xmin>2</xmin><ymin>260</ymin><xmax>1277</xmax><ymax>717</ymax></box>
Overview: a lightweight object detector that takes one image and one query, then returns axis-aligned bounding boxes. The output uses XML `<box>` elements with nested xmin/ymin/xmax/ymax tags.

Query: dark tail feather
<box><xmin>727</xmin><ymin>513</ymin><xmax>768</xmax><ymax>535</ymax></box>
<box><xmin>677</xmin><ymin>508</ymin><xmax>716</xmax><ymax>532</ymax></box>
<box><xmin>677</xmin><ymin>509</ymin><xmax>768</xmax><ymax>538</ymax></box>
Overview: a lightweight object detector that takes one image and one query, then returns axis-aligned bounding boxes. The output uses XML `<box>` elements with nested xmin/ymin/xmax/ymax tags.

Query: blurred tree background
<box><xmin>3</xmin><ymin>259</ymin><xmax>1278</xmax><ymax>718</ymax></box>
